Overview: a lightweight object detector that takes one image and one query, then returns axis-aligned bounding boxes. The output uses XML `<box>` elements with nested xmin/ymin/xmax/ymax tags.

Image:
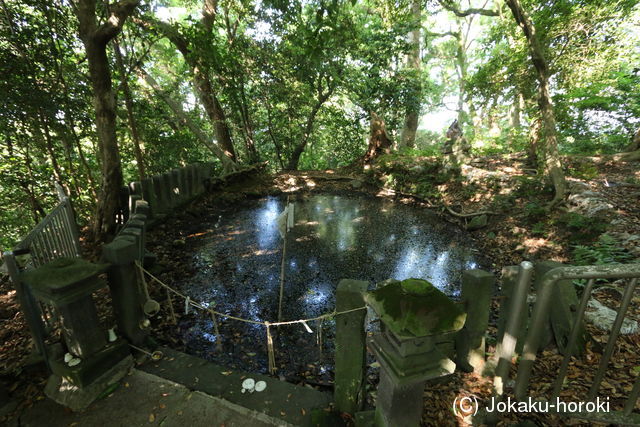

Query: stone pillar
<box><xmin>20</xmin><ymin>257</ymin><xmax>131</xmax><ymax>394</ymax></box>
<box><xmin>129</xmin><ymin>181</ymin><xmax>143</xmax><ymax>198</ymax></box>
<box><xmin>178</xmin><ymin>167</ymin><xmax>188</xmax><ymax>201</ymax></box>
<box><xmin>455</xmin><ymin>269</ymin><xmax>494</xmax><ymax>374</ymax></box>
<box><xmin>187</xmin><ymin>164</ymin><xmax>197</xmax><ymax>198</ymax></box>
<box><xmin>128</xmin><ymin>194</ymin><xmax>141</xmax><ymax>219</ymax></box>
<box><xmin>335</xmin><ymin>279</ymin><xmax>368</xmax><ymax>414</ymax></box>
<box><xmin>170</xmin><ymin>169</ymin><xmax>181</xmax><ymax>206</ymax></box>
<box><xmin>102</xmin><ymin>236</ymin><xmax>148</xmax><ymax>347</ymax></box>
<box><xmin>192</xmin><ymin>164</ymin><xmax>202</xmax><ymax>195</ymax></box>
<box><xmin>533</xmin><ymin>262</ymin><xmax>558</xmax><ymax>349</ymax></box>
<box><xmin>152</xmin><ymin>175</ymin><xmax>167</xmax><ymax>215</ymax></box>
<box><xmin>496</xmin><ymin>265</ymin><xmax>529</xmax><ymax>355</ymax></box>
<box><xmin>535</xmin><ymin>261</ymin><xmax>587</xmax><ymax>355</ymax></box>
<box><xmin>365</xmin><ymin>279</ymin><xmax>466</xmax><ymax>427</ymax></box>
<box><xmin>140</xmin><ymin>178</ymin><xmax>157</xmax><ymax>219</ymax></box>
<box><xmin>191</xmin><ymin>164</ymin><xmax>199</xmax><ymax>197</ymax></box>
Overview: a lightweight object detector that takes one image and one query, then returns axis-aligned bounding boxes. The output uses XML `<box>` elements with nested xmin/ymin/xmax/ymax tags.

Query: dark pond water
<box><xmin>174</xmin><ymin>193</ymin><xmax>481</xmax><ymax>382</ymax></box>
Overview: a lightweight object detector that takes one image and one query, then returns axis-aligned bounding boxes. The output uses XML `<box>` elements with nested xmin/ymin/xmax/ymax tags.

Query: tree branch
<box><xmin>94</xmin><ymin>0</ymin><xmax>140</xmax><ymax>45</ymax></box>
<box><xmin>438</xmin><ymin>0</ymin><xmax>498</xmax><ymax>17</ymax></box>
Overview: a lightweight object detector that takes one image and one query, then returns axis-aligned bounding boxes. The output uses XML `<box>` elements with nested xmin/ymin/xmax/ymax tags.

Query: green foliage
<box><xmin>573</xmin><ymin>234</ymin><xmax>633</xmax><ymax>266</ymax></box>
<box><xmin>556</xmin><ymin>212</ymin><xmax>608</xmax><ymax>244</ymax></box>
<box><xmin>566</xmin><ymin>161</ymin><xmax>599</xmax><ymax>180</ymax></box>
<box><xmin>524</xmin><ymin>201</ymin><xmax>546</xmax><ymax>221</ymax></box>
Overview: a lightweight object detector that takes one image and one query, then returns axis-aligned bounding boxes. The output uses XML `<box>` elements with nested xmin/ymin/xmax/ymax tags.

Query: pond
<box><xmin>173</xmin><ymin>193</ymin><xmax>481</xmax><ymax>383</ymax></box>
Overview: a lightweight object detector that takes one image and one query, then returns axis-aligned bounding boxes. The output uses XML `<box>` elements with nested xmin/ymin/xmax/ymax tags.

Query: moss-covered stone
<box><xmin>365</xmin><ymin>279</ymin><xmax>466</xmax><ymax>338</ymax></box>
<box><xmin>20</xmin><ymin>257</ymin><xmax>109</xmax><ymax>305</ymax></box>
<box><xmin>20</xmin><ymin>257</ymin><xmax>108</xmax><ymax>290</ymax></box>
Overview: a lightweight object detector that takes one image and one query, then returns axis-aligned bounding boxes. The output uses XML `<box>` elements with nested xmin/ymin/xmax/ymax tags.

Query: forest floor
<box><xmin>1</xmin><ymin>153</ymin><xmax>639</xmax><ymax>426</ymax></box>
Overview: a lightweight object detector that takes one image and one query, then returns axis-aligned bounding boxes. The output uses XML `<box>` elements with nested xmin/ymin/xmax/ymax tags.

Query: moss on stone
<box><xmin>20</xmin><ymin>257</ymin><xmax>108</xmax><ymax>290</ymax></box>
<box><xmin>365</xmin><ymin>278</ymin><xmax>466</xmax><ymax>337</ymax></box>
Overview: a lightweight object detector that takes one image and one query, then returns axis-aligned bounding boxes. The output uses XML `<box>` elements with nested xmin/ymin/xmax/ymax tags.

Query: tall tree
<box><xmin>398</xmin><ymin>0</ymin><xmax>422</xmax><ymax>149</ymax></box>
<box><xmin>137</xmin><ymin>0</ymin><xmax>238</xmax><ymax>169</ymax></box>
<box><xmin>75</xmin><ymin>0</ymin><xmax>139</xmax><ymax>239</ymax></box>
<box><xmin>113</xmin><ymin>37</ymin><xmax>146</xmax><ymax>180</ymax></box>
<box><xmin>505</xmin><ymin>0</ymin><xmax>566</xmax><ymax>207</ymax></box>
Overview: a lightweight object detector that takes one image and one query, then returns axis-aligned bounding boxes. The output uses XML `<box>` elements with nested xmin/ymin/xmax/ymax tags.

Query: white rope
<box><xmin>134</xmin><ymin>261</ymin><xmax>367</xmax><ymax>373</ymax></box>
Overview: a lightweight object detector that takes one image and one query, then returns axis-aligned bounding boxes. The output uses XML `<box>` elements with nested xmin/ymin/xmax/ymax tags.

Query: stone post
<box><xmin>455</xmin><ymin>269</ymin><xmax>494</xmax><ymax>374</ymax></box>
<box><xmin>496</xmin><ymin>265</ymin><xmax>529</xmax><ymax>355</ymax></box>
<box><xmin>170</xmin><ymin>169</ymin><xmax>181</xmax><ymax>205</ymax></box>
<box><xmin>187</xmin><ymin>164</ymin><xmax>197</xmax><ymax>198</ymax></box>
<box><xmin>179</xmin><ymin>167</ymin><xmax>189</xmax><ymax>201</ymax></box>
<box><xmin>365</xmin><ymin>279</ymin><xmax>466</xmax><ymax>427</ymax></box>
<box><xmin>140</xmin><ymin>178</ymin><xmax>157</xmax><ymax>219</ymax></box>
<box><xmin>335</xmin><ymin>279</ymin><xmax>369</xmax><ymax>414</ymax></box>
<box><xmin>152</xmin><ymin>174</ymin><xmax>167</xmax><ymax>216</ymax></box>
<box><xmin>129</xmin><ymin>181</ymin><xmax>142</xmax><ymax>198</ymax></box>
<box><xmin>532</xmin><ymin>262</ymin><xmax>555</xmax><ymax>349</ymax></box>
<box><xmin>182</xmin><ymin>165</ymin><xmax>192</xmax><ymax>199</ymax></box>
<box><xmin>535</xmin><ymin>261</ymin><xmax>587</xmax><ymax>355</ymax></box>
<box><xmin>20</xmin><ymin>257</ymin><xmax>132</xmax><ymax>408</ymax></box>
<box><xmin>192</xmin><ymin>164</ymin><xmax>203</xmax><ymax>195</ymax></box>
<box><xmin>102</xmin><ymin>236</ymin><xmax>148</xmax><ymax>347</ymax></box>
<box><xmin>128</xmin><ymin>194</ymin><xmax>141</xmax><ymax>219</ymax></box>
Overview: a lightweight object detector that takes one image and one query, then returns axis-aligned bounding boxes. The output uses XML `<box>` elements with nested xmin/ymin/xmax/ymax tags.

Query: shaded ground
<box><xmin>1</xmin><ymin>154</ymin><xmax>639</xmax><ymax>426</ymax></box>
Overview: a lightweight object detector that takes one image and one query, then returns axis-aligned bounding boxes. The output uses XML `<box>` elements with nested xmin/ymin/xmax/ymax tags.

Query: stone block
<box><xmin>335</xmin><ymin>279</ymin><xmax>368</xmax><ymax>415</ymax></box>
<box><xmin>374</xmin><ymin>367</ymin><xmax>424</xmax><ymax>427</ymax></box>
<box><xmin>536</xmin><ymin>261</ymin><xmax>588</xmax><ymax>355</ymax></box>
<box><xmin>45</xmin><ymin>354</ymin><xmax>133</xmax><ymax>412</ymax></box>
<box><xmin>534</xmin><ymin>261</ymin><xmax>562</xmax><ymax>349</ymax></box>
<box><xmin>170</xmin><ymin>169</ymin><xmax>181</xmax><ymax>205</ymax></box>
<box><xmin>496</xmin><ymin>266</ymin><xmax>529</xmax><ymax>354</ymax></box>
<box><xmin>140</xmin><ymin>178</ymin><xmax>157</xmax><ymax>218</ymax></box>
<box><xmin>455</xmin><ymin>269</ymin><xmax>494</xmax><ymax>373</ymax></box>
<box><xmin>152</xmin><ymin>175</ymin><xmax>167</xmax><ymax>214</ymax></box>
<box><xmin>103</xmin><ymin>236</ymin><xmax>148</xmax><ymax>347</ymax></box>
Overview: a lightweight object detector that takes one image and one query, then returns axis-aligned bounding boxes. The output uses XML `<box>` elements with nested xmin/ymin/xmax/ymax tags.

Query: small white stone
<box><xmin>108</xmin><ymin>328</ymin><xmax>117</xmax><ymax>342</ymax></box>
<box><xmin>64</xmin><ymin>353</ymin><xmax>73</xmax><ymax>363</ymax></box>
<box><xmin>68</xmin><ymin>358</ymin><xmax>81</xmax><ymax>367</ymax></box>
<box><xmin>254</xmin><ymin>381</ymin><xmax>267</xmax><ymax>392</ymax></box>
<box><xmin>242</xmin><ymin>378</ymin><xmax>255</xmax><ymax>392</ymax></box>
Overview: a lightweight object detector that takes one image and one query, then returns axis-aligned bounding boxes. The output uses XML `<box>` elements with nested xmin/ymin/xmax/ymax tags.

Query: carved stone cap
<box><xmin>365</xmin><ymin>278</ymin><xmax>466</xmax><ymax>338</ymax></box>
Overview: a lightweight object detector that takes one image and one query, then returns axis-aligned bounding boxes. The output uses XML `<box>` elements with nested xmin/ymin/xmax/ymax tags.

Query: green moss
<box><xmin>20</xmin><ymin>257</ymin><xmax>108</xmax><ymax>289</ymax></box>
<box><xmin>365</xmin><ymin>279</ymin><xmax>466</xmax><ymax>337</ymax></box>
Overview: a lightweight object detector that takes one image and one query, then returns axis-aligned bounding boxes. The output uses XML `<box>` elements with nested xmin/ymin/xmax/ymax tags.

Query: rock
<box><xmin>466</xmin><ymin>214</ymin><xmax>488</xmax><ymax>231</ymax></box>
<box><xmin>567</xmin><ymin>191</ymin><xmax>615</xmax><ymax>219</ymax></box>
<box><xmin>567</xmin><ymin>180</ymin><xmax>591</xmax><ymax>194</ymax></box>
<box><xmin>585</xmin><ymin>299</ymin><xmax>638</xmax><ymax>334</ymax></box>
<box><xmin>350</xmin><ymin>179</ymin><xmax>363</xmax><ymax>189</ymax></box>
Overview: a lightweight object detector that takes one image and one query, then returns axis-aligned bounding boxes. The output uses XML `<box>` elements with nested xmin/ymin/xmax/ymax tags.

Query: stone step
<box><xmin>140</xmin><ymin>347</ymin><xmax>333</xmax><ymax>426</ymax></box>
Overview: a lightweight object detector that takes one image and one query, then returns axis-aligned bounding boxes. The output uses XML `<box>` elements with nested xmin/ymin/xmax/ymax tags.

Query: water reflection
<box><xmin>186</xmin><ymin>194</ymin><xmax>479</xmax><ymax>323</ymax></box>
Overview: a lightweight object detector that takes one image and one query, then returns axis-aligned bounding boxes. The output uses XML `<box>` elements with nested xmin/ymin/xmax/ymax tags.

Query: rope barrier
<box><xmin>134</xmin><ymin>261</ymin><xmax>367</xmax><ymax>373</ymax></box>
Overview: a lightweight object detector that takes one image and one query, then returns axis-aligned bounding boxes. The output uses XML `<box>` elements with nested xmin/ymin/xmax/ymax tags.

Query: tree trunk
<box><xmin>625</xmin><ymin>127</ymin><xmax>640</xmax><ymax>152</ymax></box>
<box><xmin>113</xmin><ymin>38</ymin><xmax>146</xmax><ymax>180</ymax></box>
<box><xmin>75</xmin><ymin>0</ymin><xmax>139</xmax><ymax>240</ymax></box>
<box><xmin>506</xmin><ymin>0</ymin><xmax>566</xmax><ymax>207</ymax></box>
<box><xmin>136</xmin><ymin>13</ymin><xmax>238</xmax><ymax>163</ymax></box>
<box><xmin>192</xmin><ymin>66</ymin><xmax>237</xmax><ymax>161</ymax></box>
<box><xmin>364</xmin><ymin>112</ymin><xmax>393</xmax><ymax>164</ymax></box>
<box><xmin>139</xmin><ymin>69</ymin><xmax>238</xmax><ymax>172</ymax></box>
<box><xmin>527</xmin><ymin>117</ymin><xmax>542</xmax><ymax>167</ymax></box>
<box><xmin>286</xmin><ymin>94</ymin><xmax>328</xmax><ymax>170</ymax></box>
<box><xmin>510</xmin><ymin>92</ymin><xmax>522</xmax><ymax>131</ymax></box>
<box><xmin>399</xmin><ymin>0</ymin><xmax>421</xmax><ymax>149</ymax></box>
